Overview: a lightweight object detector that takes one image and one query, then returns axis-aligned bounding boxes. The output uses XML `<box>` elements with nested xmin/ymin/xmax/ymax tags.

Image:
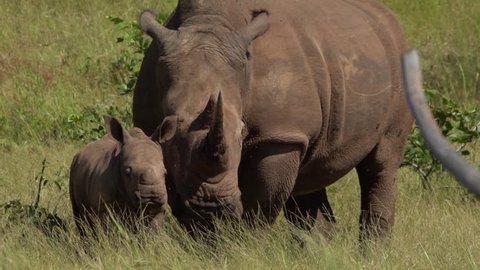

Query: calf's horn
<box><xmin>402</xmin><ymin>49</ymin><xmax>480</xmax><ymax>196</ymax></box>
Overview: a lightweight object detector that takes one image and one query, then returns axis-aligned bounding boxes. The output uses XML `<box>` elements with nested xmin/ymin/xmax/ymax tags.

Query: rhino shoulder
<box><xmin>74</xmin><ymin>136</ymin><xmax>120</xmax><ymax>169</ymax></box>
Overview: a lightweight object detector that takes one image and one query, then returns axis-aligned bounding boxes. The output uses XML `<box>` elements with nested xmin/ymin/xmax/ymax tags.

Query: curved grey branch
<box><xmin>402</xmin><ymin>49</ymin><xmax>480</xmax><ymax>196</ymax></box>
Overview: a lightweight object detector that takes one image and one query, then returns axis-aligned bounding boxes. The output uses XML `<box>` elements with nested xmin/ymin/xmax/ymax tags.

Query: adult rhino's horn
<box><xmin>139</xmin><ymin>9</ymin><xmax>176</xmax><ymax>45</ymax></box>
<box><xmin>205</xmin><ymin>92</ymin><xmax>227</xmax><ymax>164</ymax></box>
<box><xmin>402</xmin><ymin>49</ymin><xmax>480</xmax><ymax>196</ymax></box>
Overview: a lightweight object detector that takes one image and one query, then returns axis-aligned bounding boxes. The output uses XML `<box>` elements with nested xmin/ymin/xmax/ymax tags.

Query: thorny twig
<box><xmin>33</xmin><ymin>158</ymin><xmax>47</xmax><ymax>211</ymax></box>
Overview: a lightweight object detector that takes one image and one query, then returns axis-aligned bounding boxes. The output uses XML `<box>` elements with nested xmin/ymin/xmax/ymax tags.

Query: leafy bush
<box><xmin>402</xmin><ymin>89</ymin><xmax>480</xmax><ymax>188</ymax></box>
<box><xmin>108</xmin><ymin>16</ymin><xmax>151</xmax><ymax>95</ymax></box>
<box><xmin>52</xmin><ymin>15</ymin><xmax>160</xmax><ymax>144</ymax></box>
<box><xmin>108</xmin><ymin>11</ymin><xmax>172</xmax><ymax>95</ymax></box>
<box><xmin>62</xmin><ymin>103</ymin><xmax>132</xmax><ymax>142</ymax></box>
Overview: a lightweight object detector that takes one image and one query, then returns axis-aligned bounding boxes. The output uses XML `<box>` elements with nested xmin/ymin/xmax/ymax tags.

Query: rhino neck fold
<box><xmin>182</xmin><ymin>14</ymin><xmax>235</xmax><ymax>31</ymax></box>
<box><xmin>178</xmin><ymin>0</ymin><xmax>227</xmax><ymax>17</ymax></box>
<box><xmin>176</xmin><ymin>0</ymin><xmax>245</xmax><ymax>31</ymax></box>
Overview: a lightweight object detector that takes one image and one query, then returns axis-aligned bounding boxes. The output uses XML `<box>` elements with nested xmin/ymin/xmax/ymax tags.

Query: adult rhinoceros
<box><xmin>133</xmin><ymin>0</ymin><xmax>413</xmax><ymax>240</ymax></box>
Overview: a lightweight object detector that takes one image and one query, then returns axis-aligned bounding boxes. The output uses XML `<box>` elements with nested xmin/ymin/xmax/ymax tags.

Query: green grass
<box><xmin>1</xmin><ymin>0</ymin><xmax>480</xmax><ymax>269</ymax></box>
<box><xmin>383</xmin><ymin>0</ymin><xmax>480</xmax><ymax>102</ymax></box>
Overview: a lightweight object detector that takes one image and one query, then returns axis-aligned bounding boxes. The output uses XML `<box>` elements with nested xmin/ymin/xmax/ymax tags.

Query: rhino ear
<box><xmin>104</xmin><ymin>116</ymin><xmax>129</xmax><ymax>144</ymax></box>
<box><xmin>156</xmin><ymin>115</ymin><xmax>178</xmax><ymax>143</ymax></box>
<box><xmin>237</xmin><ymin>11</ymin><xmax>270</xmax><ymax>45</ymax></box>
<box><xmin>139</xmin><ymin>9</ymin><xmax>177</xmax><ymax>50</ymax></box>
<box><xmin>150</xmin><ymin>125</ymin><xmax>162</xmax><ymax>143</ymax></box>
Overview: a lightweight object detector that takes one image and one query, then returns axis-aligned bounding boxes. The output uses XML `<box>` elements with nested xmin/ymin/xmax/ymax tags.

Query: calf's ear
<box><xmin>104</xmin><ymin>116</ymin><xmax>129</xmax><ymax>144</ymax></box>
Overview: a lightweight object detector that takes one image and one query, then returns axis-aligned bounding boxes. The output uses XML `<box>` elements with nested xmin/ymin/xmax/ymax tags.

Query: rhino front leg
<box><xmin>146</xmin><ymin>212</ymin><xmax>165</xmax><ymax>230</ymax></box>
<box><xmin>356</xmin><ymin>135</ymin><xmax>406</xmax><ymax>243</ymax></box>
<box><xmin>239</xmin><ymin>143</ymin><xmax>302</xmax><ymax>225</ymax></box>
<box><xmin>284</xmin><ymin>189</ymin><xmax>336</xmax><ymax>239</ymax></box>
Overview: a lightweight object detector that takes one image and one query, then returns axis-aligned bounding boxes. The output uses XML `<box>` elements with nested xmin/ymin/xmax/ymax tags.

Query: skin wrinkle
<box><xmin>183</xmin><ymin>14</ymin><xmax>236</xmax><ymax>31</ymax></box>
<box><xmin>162</xmin><ymin>25</ymin><xmax>247</xmax><ymax>69</ymax></box>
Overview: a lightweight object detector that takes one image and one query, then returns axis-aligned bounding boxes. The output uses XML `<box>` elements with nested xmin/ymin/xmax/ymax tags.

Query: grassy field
<box><xmin>1</xmin><ymin>0</ymin><xmax>480</xmax><ymax>269</ymax></box>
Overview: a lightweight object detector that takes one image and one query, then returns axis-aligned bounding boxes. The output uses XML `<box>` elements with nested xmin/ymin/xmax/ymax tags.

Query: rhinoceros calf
<box><xmin>134</xmin><ymin>0</ymin><xmax>413</xmax><ymax>241</ymax></box>
<box><xmin>69</xmin><ymin>116</ymin><xmax>167</xmax><ymax>234</ymax></box>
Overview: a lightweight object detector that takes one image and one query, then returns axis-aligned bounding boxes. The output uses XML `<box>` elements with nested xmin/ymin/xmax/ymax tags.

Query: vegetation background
<box><xmin>1</xmin><ymin>0</ymin><xmax>480</xmax><ymax>269</ymax></box>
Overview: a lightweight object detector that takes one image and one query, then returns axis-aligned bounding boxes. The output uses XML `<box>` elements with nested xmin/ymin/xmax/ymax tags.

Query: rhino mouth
<box><xmin>177</xmin><ymin>192</ymin><xmax>243</xmax><ymax>222</ymax></box>
<box><xmin>189</xmin><ymin>196</ymin><xmax>239</xmax><ymax>214</ymax></box>
<box><xmin>132</xmin><ymin>184</ymin><xmax>168</xmax><ymax>211</ymax></box>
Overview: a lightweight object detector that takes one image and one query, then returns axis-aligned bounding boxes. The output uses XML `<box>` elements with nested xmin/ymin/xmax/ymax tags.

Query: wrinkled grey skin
<box><xmin>134</xmin><ymin>0</ymin><xmax>413</xmax><ymax>240</ymax></box>
<box><xmin>69</xmin><ymin>117</ymin><xmax>167</xmax><ymax>234</ymax></box>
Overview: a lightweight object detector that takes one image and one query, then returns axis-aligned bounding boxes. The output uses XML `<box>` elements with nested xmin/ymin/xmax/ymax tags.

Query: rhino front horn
<box><xmin>205</xmin><ymin>92</ymin><xmax>227</xmax><ymax>165</ymax></box>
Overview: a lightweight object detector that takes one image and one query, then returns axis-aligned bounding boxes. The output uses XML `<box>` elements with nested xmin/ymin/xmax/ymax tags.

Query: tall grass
<box><xmin>383</xmin><ymin>0</ymin><xmax>480</xmax><ymax>101</ymax></box>
<box><xmin>1</xmin><ymin>0</ymin><xmax>480</xmax><ymax>269</ymax></box>
<box><xmin>2</xmin><ymin>171</ymin><xmax>480</xmax><ymax>269</ymax></box>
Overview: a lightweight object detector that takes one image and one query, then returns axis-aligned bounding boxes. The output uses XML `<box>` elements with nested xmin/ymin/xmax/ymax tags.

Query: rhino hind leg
<box><xmin>284</xmin><ymin>188</ymin><xmax>336</xmax><ymax>239</ymax></box>
<box><xmin>355</xmin><ymin>135</ymin><xmax>406</xmax><ymax>243</ymax></box>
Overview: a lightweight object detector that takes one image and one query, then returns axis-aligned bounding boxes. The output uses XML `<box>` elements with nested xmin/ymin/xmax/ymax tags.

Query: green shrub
<box><xmin>107</xmin><ymin>12</ymin><xmax>171</xmax><ymax>95</ymax></box>
<box><xmin>108</xmin><ymin>15</ymin><xmax>150</xmax><ymax>95</ymax></box>
<box><xmin>402</xmin><ymin>89</ymin><xmax>480</xmax><ymax>188</ymax></box>
<box><xmin>62</xmin><ymin>103</ymin><xmax>132</xmax><ymax>142</ymax></box>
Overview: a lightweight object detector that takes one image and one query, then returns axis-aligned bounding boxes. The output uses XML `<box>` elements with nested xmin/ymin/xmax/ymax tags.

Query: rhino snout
<box><xmin>138</xmin><ymin>167</ymin><xmax>166</xmax><ymax>185</ymax></box>
<box><xmin>186</xmin><ymin>194</ymin><xmax>243</xmax><ymax>217</ymax></box>
<box><xmin>134</xmin><ymin>183</ymin><xmax>168</xmax><ymax>206</ymax></box>
<box><xmin>177</xmin><ymin>187</ymin><xmax>243</xmax><ymax>222</ymax></box>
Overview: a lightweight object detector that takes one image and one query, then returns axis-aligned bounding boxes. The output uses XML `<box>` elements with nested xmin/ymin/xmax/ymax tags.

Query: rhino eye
<box><xmin>125</xmin><ymin>167</ymin><xmax>132</xmax><ymax>175</ymax></box>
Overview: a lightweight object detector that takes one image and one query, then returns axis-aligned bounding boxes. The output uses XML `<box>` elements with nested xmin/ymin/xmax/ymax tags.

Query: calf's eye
<box><xmin>125</xmin><ymin>167</ymin><xmax>132</xmax><ymax>175</ymax></box>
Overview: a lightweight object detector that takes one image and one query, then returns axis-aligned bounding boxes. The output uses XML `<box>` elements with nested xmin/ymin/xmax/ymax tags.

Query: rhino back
<box><xmin>135</xmin><ymin>0</ymin><xmax>409</xmax><ymax>163</ymax></box>
<box><xmin>69</xmin><ymin>136</ymin><xmax>121</xmax><ymax>215</ymax></box>
<box><xmin>242</xmin><ymin>0</ymin><xmax>408</xmax><ymax>162</ymax></box>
